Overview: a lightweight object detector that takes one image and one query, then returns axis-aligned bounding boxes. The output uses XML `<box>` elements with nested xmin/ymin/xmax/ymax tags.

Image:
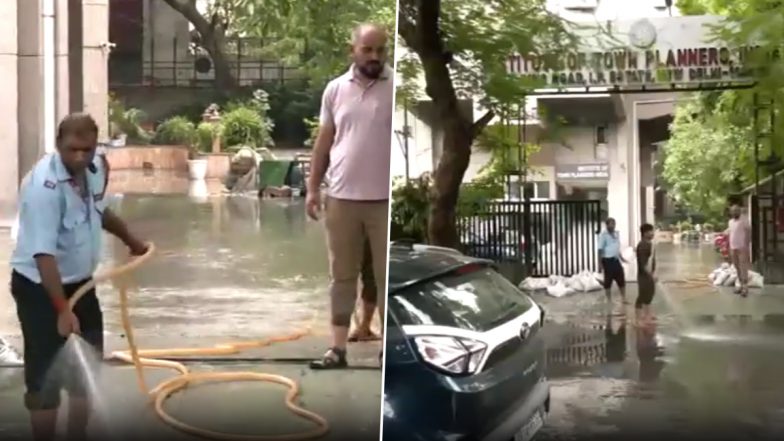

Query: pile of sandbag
<box><xmin>520</xmin><ymin>270</ymin><xmax>604</xmax><ymax>298</ymax></box>
<box><xmin>0</xmin><ymin>336</ymin><xmax>22</xmax><ymax>367</ymax></box>
<box><xmin>708</xmin><ymin>263</ymin><xmax>764</xmax><ymax>288</ymax></box>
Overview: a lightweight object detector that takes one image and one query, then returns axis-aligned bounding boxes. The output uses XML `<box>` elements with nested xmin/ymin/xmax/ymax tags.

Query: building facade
<box><xmin>0</xmin><ymin>0</ymin><xmax>110</xmax><ymax>227</ymax></box>
<box><xmin>392</xmin><ymin>1</ymin><xmax>743</xmax><ymax>247</ymax></box>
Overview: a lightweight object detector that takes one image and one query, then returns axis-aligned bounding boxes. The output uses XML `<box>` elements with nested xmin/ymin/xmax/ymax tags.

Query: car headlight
<box><xmin>412</xmin><ymin>336</ymin><xmax>487</xmax><ymax>375</ymax></box>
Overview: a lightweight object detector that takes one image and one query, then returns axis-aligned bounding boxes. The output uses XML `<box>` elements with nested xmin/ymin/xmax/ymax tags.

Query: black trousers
<box><xmin>636</xmin><ymin>273</ymin><xmax>656</xmax><ymax>308</ymax></box>
<box><xmin>10</xmin><ymin>271</ymin><xmax>104</xmax><ymax>410</ymax></box>
<box><xmin>602</xmin><ymin>257</ymin><xmax>626</xmax><ymax>290</ymax></box>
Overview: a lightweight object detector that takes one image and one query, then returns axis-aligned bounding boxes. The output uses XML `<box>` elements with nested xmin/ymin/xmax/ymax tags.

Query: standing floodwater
<box><xmin>98</xmin><ymin>194</ymin><xmax>330</xmax><ymax>345</ymax></box>
<box><xmin>0</xmin><ymin>180</ymin><xmax>380</xmax><ymax>440</ymax></box>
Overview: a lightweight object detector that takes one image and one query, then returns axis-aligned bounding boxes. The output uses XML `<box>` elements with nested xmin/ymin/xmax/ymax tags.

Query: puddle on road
<box><xmin>543</xmin><ymin>309</ymin><xmax>784</xmax><ymax>434</ymax></box>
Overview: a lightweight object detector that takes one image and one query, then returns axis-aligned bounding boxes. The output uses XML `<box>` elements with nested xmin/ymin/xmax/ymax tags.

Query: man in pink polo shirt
<box><xmin>305</xmin><ymin>23</ymin><xmax>392</xmax><ymax>369</ymax></box>
<box><xmin>726</xmin><ymin>203</ymin><xmax>752</xmax><ymax>297</ymax></box>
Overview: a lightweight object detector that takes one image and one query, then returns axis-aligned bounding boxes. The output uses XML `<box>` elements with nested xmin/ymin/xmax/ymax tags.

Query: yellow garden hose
<box><xmin>66</xmin><ymin>243</ymin><xmax>330</xmax><ymax>441</ymax></box>
<box><xmin>661</xmin><ymin>277</ymin><xmax>712</xmax><ymax>290</ymax></box>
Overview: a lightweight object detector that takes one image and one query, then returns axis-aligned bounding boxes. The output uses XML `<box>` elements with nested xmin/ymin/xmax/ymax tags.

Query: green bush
<box><xmin>221</xmin><ymin>89</ymin><xmax>275</xmax><ymax>150</ymax></box>
<box><xmin>196</xmin><ymin>122</ymin><xmax>221</xmax><ymax>154</ymax></box>
<box><xmin>677</xmin><ymin>220</ymin><xmax>694</xmax><ymax>233</ymax></box>
<box><xmin>303</xmin><ymin>117</ymin><xmax>319</xmax><ymax>148</ymax></box>
<box><xmin>390</xmin><ymin>176</ymin><xmax>431</xmax><ymax>243</ymax></box>
<box><xmin>222</xmin><ymin>107</ymin><xmax>270</xmax><ymax>149</ymax></box>
<box><xmin>266</xmin><ymin>81</ymin><xmax>320</xmax><ymax>147</ymax></box>
<box><xmin>152</xmin><ymin>116</ymin><xmax>196</xmax><ymax>146</ymax></box>
<box><xmin>109</xmin><ymin>94</ymin><xmax>151</xmax><ymax>144</ymax></box>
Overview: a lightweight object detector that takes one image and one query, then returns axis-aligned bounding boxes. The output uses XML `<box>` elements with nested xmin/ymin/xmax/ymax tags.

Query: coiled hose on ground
<box><xmin>66</xmin><ymin>243</ymin><xmax>330</xmax><ymax>441</ymax></box>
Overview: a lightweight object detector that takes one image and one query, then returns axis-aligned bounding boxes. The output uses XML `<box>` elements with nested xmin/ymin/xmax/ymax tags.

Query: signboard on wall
<box><xmin>556</xmin><ymin>163</ymin><xmax>609</xmax><ymax>180</ymax></box>
<box><xmin>506</xmin><ymin>15</ymin><xmax>764</xmax><ymax>90</ymax></box>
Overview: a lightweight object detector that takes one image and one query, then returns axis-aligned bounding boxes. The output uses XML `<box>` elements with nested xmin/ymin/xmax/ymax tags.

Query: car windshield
<box><xmin>389</xmin><ymin>266</ymin><xmax>535</xmax><ymax>332</ymax></box>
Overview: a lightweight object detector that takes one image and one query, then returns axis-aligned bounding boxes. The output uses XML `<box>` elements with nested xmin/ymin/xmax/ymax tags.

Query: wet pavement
<box><xmin>534</xmin><ymin>243</ymin><xmax>784</xmax><ymax>440</ymax></box>
<box><xmin>0</xmin><ymin>171</ymin><xmax>381</xmax><ymax>440</ymax></box>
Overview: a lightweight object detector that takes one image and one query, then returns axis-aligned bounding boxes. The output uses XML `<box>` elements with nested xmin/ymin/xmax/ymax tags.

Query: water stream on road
<box><xmin>536</xmin><ymin>242</ymin><xmax>784</xmax><ymax>439</ymax></box>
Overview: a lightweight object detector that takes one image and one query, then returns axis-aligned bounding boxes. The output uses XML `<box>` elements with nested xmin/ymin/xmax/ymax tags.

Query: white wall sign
<box><xmin>556</xmin><ymin>163</ymin><xmax>610</xmax><ymax>180</ymax></box>
<box><xmin>507</xmin><ymin>15</ymin><xmax>765</xmax><ymax>89</ymax></box>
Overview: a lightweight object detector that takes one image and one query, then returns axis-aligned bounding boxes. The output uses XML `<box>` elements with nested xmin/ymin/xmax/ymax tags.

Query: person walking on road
<box><xmin>305</xmin><ymin>23</ymin><xmax>392</xmax><ymax>369</ymax></box>
<box><xmin>635</xmin><ymin>223</ymin><xmax>657</xmax><ymax>325</ymax></box>
<box><xmin>726</xmin><ymin>203</ymin><xmax>752</xmax><ymax>297</ymax></box>
<box><xmin>598</xmin><ymin>218</ymin><xmax>627</xmax><ymax>303</ymax></box>
<box><xmin>9</xmin><ymin>113</ymin><xmax>148</xmax><ymax>441</ymax></box>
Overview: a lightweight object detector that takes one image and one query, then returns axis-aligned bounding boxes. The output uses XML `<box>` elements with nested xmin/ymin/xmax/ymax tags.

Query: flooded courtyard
<box><xmin>535</xmin><ymin>244</ymin><xmax>784</xmax><ymax>440</ymax></box>
<box><xmin>0</xmin><ymin>172</ymin><xmax>381</xmax><ymax>441</ymax></box>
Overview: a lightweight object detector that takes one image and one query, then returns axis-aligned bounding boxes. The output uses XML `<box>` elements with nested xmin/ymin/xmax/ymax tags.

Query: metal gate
<box><xmin>751</xmin><ymin>93</ymin><xmax>783</xmax><ymax>281</ymax></box>
<box><xmin>458</xmin><ymin>200</ymin><xmax>603</xmax><ymax>277</ymax></box>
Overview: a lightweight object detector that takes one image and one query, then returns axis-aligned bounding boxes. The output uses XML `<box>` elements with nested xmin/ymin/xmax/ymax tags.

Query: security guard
<box><xmin>9</xmin><ymin>113</ymin><xmax>147</xmax><ymax>441</ymax></box>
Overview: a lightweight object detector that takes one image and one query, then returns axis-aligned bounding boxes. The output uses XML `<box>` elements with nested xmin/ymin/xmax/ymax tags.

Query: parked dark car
<box><xmin>461</xmin><ymin>228</ymin><xmax>540</xmax><ymax>267</ymax></box>
<box><xmin>384</xmin><ymin>242</ymin><xmax>550</xmax><ymax>441</ymax></box>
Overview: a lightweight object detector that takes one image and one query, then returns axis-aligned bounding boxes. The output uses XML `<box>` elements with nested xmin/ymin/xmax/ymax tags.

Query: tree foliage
<box><xmin>397</xmin><ymin>0</ymin><xmax>575</xmax><ymax>246</ymax></box>
<box><xmin>661</xmin><ymin>95</ymin><xmax>754</xmax><ymax>221</ymax></box>
<box><xmin>662</xmin><ymin>0</ymin><xmax>784</xmax><ymax>219</ymax></box>
<box><xmin>163</xmin><ymin>0</ymin><xmax>395</xmax><ymax>89</ymax></box>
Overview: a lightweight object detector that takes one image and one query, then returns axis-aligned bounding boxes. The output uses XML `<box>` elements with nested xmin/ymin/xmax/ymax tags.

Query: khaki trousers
<box><xmin>731</xmin><ymin>247</ymin><xmax>750</xmax><ymax>286</ymax></box>
<box><xmin>325</xmin><ymin>197</ymin><xmax>388</xmax><ymax>327</ymax></box>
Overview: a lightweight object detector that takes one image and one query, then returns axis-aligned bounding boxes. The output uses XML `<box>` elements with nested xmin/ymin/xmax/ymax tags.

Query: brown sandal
<box><xmin>309</xmin><ymin>347</ymin><xmax>348</xmax><ymax>370</ymax></box>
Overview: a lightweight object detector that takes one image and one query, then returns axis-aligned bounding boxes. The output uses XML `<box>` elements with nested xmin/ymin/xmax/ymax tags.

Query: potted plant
<box><xmin>153</xmin><ymin>116</ymin><xmax>205</xmax><ymax>179</ymax></box>
<box><xmin>109</xmin><ymin>94</ymin><xmax>151</xmax><ymax>146</ymax></box>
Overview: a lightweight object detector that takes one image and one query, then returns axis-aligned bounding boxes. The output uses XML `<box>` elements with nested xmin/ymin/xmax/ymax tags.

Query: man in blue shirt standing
<box><xmin>9</xmin><ymin>113</ymin><xmax>147</xmax><ymax>441</ymax></box>
<box><xmin>598</xmin><ymin>217</ymin><xmax>627</xmax><ymax>303</ymax></box>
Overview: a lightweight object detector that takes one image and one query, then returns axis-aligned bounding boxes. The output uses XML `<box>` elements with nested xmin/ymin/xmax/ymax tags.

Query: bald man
<box><xmin>306</xmin><ymin>23</ymin><xmax>392</xmax><ymax>369</ymax></box>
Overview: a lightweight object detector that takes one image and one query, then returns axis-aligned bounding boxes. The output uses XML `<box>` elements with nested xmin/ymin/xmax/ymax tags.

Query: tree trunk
<box><xmin>200</xmin><ymin>31</ymin><xmax>235</xmax><ymax>91</ymax></box>
<box><xmin>399</xmin><ymin>0</ymin><xmax>496</xmax><ymax>248</ymax></box>
<box><xmin>428</xmin><ymin>119</ymin><xmax>473</xmax><ymax>247</ymax></box>
<box><xmin>162</xmin><ymin>0</ymin><xmax>237</xmax><ymax>91</ymax></box>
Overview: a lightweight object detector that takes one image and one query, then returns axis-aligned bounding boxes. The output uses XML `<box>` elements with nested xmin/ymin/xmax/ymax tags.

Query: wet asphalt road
<box><xmin>532</xmin><ymin>243</ymin><xmax>784</xmax><ymax>441</ymax></box>
<box><xmin>0</xmin><ymin>173</ymin><xmax>382</xmax><ymax>441</ymax></box>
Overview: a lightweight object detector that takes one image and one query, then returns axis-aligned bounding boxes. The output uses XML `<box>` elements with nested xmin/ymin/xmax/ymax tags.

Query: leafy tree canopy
<box><xmin>397</xmin><ymin>0</ymin><xmax>575</xmax><ymax>111</ymax></box>
<box><xmin>661</xmin><ymin>0</ymin><xmax>784</xmax><ymax>221</ymax></box>
<box><xmin>166</xmin><ymin>0</ymin><xmax>395</xmax><ymax>87</ymax></box>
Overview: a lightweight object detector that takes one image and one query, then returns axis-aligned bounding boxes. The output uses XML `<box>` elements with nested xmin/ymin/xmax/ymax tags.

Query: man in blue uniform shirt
<box><xmin>598</xmin><ymin>217</ymin><xmax>627</xmax><ymax>303</ymax></box>
<box><xmin>9</xmin><ymin>113</ymin><xmax>147</xmax><ymax>441</ymax></box>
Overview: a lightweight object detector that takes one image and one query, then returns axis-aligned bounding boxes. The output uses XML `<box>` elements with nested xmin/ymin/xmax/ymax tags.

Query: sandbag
<box><xmin>520</xmin><ymin>277</ymin><xmax>550</xmax><ymax>292</ymax></box>
<box><xmin>709</xmin><ymin>263</ymin><xmax>764</xmax><ymax>289</ymax></box>
<box><xmin>748</xmin><ymin>271</ymin><xmax>765</xmax><ymax>288</ymax></box>
<box><xmin>725</xmin><ymin>273</ymin><xmax>737</xmax><ymax>286</ymax></box>
<box><xmin>567</xmin><ymin>275</ymin><xmax>585</xmax><ymax>292</ymax></box>
<box><xmin>568</xmin><ymin>270</ymin><xmax>602</xmax><ymax>292</ymax></box>
<box><xmin>713</xmin><ymin>270</ymin><xmax>730</xmax><ymax>287</ymax></box>
<box><xmin>546</xmin><ymin>281</ymin><xmax>574</xmax><ymax>298</ymax></box>
<box><xmin>583</xmin><ymin>271</ymin><xmax>603</xmax><ymax>292</ymax></box>
<box><xmin>0</xmin><ymin>337</ymin><xmax>22</xmax><ymax>367</ymax></box>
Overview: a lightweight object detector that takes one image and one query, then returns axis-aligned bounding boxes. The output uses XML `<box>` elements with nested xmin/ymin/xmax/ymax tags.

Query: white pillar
<box><xmin>0</xmin><ymin>0</ymin><xmax>19</xmax><ymax>226</ymax></box>
<box><xmin>17</xmin><ymin>0</ymin><xmax>47</xmax><ymax>177</ymax></box>
<box><xmin>82</xmin><ymin>0</ymin><xmax>110</xmax><ymax>140</ymax></box>
<box><xmin>55</xmin><ymin>0</ymin><xmax>70</xmax><ymax>123</ymax></box>
<box><xmin>607</xmin><ymin>104</ymin><xmax>633</xmax><ymax>248</ymax></box>
<box><xmin>43</xmin><ymin>0</ymin><xmax>56</xmax><ymax>153</ymax></box>
<box><xmin>630</xmin><ymin>100</ymin><xmax>642</xmax><ymax>246</ymax></box>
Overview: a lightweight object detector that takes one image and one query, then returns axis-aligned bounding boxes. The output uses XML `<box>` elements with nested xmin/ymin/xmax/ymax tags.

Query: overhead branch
<box><xmin>470</xmin><ymin>110</ymin><xmax>496</xmax><ymax>140</ymax></box>
<box><xmin>162</xmin><ymin>0</ymin><xmax>214</xmax><ymax>36</ymax></box>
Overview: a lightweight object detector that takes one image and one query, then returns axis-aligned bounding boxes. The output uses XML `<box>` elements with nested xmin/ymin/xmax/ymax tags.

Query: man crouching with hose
<box><xmin>9</xmin><ymin>113</ymin><xmax>148</xmax><ymax>441</ymax></box>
